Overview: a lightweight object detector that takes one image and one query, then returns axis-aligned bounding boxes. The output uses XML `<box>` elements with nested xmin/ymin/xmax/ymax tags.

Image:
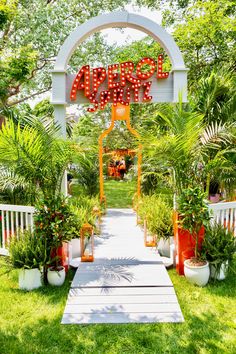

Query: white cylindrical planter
<box><xmin>70</xmin><ymin>238</ymin><xmax>81</xmax><ymax>258</ymax></box>
<box><xmin>184</xmin><ymin>260</ymin><xmax>210</xmax><ymax>287</ymax></box>
<box><xmin>47</xmin><ymin>266</ymin><xmax>66</xmax><ymax>286</ymax></box>
<box><xmin>158</xmin><ymin>237</ymin><xmax>174</xmax><ymax>258</ymax></box>
<box><xmin>210</xmin><ymin>261</ymin><xmax>228</xmax><ymax>280</ymax></box>
<box><xmin>19</xmin><ymin>268</ymin><xmax>42</xmax><ymax>291</ymax></box>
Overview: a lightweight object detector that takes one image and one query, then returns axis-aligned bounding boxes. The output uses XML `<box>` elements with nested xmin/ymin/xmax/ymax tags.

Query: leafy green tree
<box><xmin>0</xmin><ymin>0</ymin><xmax>127</xmax><ymax>108</ymax></box>
<box><xmin>137</xmin><ymin>0</ymin><xmax>235</xmax><ymax>84</ymax></box>
<box><xmin>192</xmin><ymin>67</ymin><xmax>236</xmax><ymax>124</ymax></box>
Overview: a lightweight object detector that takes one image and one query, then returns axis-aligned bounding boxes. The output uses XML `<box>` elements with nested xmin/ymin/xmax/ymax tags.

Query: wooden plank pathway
<box><xmin>62</xmin><ymin>209</ymin><xmax>184</xmax><ymax>324</ymax></box>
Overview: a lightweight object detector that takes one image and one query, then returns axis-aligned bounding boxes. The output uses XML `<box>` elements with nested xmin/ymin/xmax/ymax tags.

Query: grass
<box><xmin>71</xmin><ymin>178</ymin><xmax>136</xmax><ymax>209</ymax></box>
<box><xmin>104</xmin><ymin>179</ymin><xmax>136</xmax><ymax>208</ymax></box>
<box><xmin>0</xmin><ymin>258</ymin><xmax>235</xmax><ymax>354</ymax></box>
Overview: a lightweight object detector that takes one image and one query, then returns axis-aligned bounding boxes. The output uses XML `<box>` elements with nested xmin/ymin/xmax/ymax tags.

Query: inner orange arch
<box><xmin>99</xmin><ymin>104</ymin><xmax>142</xmax><ymax>204</ymax></box>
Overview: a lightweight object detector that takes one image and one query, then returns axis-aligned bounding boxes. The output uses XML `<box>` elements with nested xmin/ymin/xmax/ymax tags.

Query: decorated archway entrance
<box><xmin>51</xmin><ymin>11</ymin><xmax>188</xmax><ymax>197</ymax></box>
<box><xmin>98</xmin><ymin>104</ymin><xmax>142</xmax><ymax>204</ymax></box>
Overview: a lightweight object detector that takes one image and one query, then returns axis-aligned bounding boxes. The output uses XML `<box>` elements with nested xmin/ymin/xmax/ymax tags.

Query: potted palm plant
<box><xmin>178</xmin><ymin>185</ymin><xmax>211</xmax><ymax>286</ymax></box>
<box><xmin>9</xmin><ymin>230</ymin><xmax>46</xmax><ymax>290</ymax></box>
<box><xmin>202</xmin><ymin>223</ymin><xmax>236</xmax><ymax>280</ymax></box>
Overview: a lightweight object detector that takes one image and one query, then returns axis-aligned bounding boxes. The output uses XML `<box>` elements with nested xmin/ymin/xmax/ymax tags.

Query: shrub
<box><xmin>9</xmin><ymin>230</ymin><xmax>46</xmax><ymax>269</ymax></box>
<box><xmin>138</xmin><ymin>194</ymin><xmax>173</xmax><ymax>239</ymax></box>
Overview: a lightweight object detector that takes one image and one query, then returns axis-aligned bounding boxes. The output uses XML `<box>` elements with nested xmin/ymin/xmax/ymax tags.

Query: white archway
<box><xmin>51</xmin><ymin>11</ymin><xmax>188</xmax><ymax>136</ymax></box>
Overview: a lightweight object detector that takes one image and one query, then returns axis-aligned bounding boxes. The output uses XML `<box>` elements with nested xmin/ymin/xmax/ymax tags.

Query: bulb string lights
<box><xmin>71</xmin><ymin>55</ymin><xmax>170</xmax><ymax>111</ymax></box>
<box><xmin>157</xmin><ymin>54</ymin><xmax>169</xmax><ymax>79</ymax></box>
<box><xmin>100</xmin><ymin>90</ymin><xmax>111</xmax><ymax>110</ymax></box>
<box><xmin>113</xmin><ymin>88</ymin><xmax>131</xmax><ymax>106</ymax></box>
<box><xmin>87</xmin><ymin>92</ymin><xmax>99</xmax><ymax>113</ymax></box>
<box><xmin>92</xmin><ymin>67</ymin><xmax>106</xmax><ymax>93</ymax></box>
<box><xmin>120</xmin><ymin>62</ymin><xmax>141</xmax><ymax>86</ymax></box>
<box><xmin>136</xmin><ymin>57</ymin><xmax>156</xmax><ymax>80</ymax></box>
<box><xmin>108</xmin><ymin>64</ymin><xmax>120</xmax><ymax>89</ymax></box>
<box><xmin>70</xmin><ymin>65</ymin><xmax>90</xmax><ymax>100</ymax></box>
<box><xmin>143</xmin><ymin>81</ymin><xmax>152</xmax><ymax>102</ymax></box>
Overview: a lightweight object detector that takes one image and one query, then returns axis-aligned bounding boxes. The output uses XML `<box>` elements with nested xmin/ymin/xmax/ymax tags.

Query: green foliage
<box><xmin>0</xmin><ymin>44</ymin><xmax>38</xmax><ymax>104</ymax></box>
<box><xmin>69</xmin><ymin>194</ymin><xmax>99</xmax><ymax>229</ymax></box>
<box><xmin>0</xmin><ymin>263</ymin><xmax>235</xmax><ymax>353</ymax></box>
<box><xmin>173</xmin><ymin>0</ymin><xmax>236</xmax><ymax>84</ymax></box>
<box><xmin>0</xmin><ymin>0</ymin><xmax>16</xmax><ymax>31</ymax></box>
<box><xmin>104</xmin><ymin>179</ymin><xmax>136</xmax><ymax>208</ymax></box>
<box><xmin>34</xmin><ymin>195</ymin><xmax>74</xmax><ymax>267</ymax></box>
<box><xmin>0</xmin><ymin>114</ymin><xmax>72</xmax><ymax>203</ymax></box>
<box><xmin>0</xmin><ymin>0</ymin><xmax>127</xmax><ymax>106</ymax></box>
<box><xmin>73</xmin><ymin>151</ymin><xmax>100</xmax><ymax>196</ymax></box>
<box><xmin>34</xmin><ymin>195</ymin><xmax>73</xmax><ymax>247</ymax></box>
<box><xmin>178</xmin><ymin>186</ymin><xmax>210</xmax><ymax>258</ymax></box>
<box><xmin>138</xmin><ymin>194</ymin><xmax>173</xmax><ymax>239</ymax></box>
<box><xmin>141</xmin><ymin>101</ymin><xmax>205</xmax><ymax>195</ymax></box>
<box><xmin>9</xmin><ymin>230</ymin><xmax>47</xmax><ymax>269</ymax></box>
<box><xmin>112</xmin><ymin>37</ymin><xmax>171</xmax><ymax>71</ymax></box>
<box><xmin>202</xmin><ymin>223</ymin><xmax>236</xmax><ymax>275</ymax></box>
<box><xmin>193</xmin><ymin>68</ymin><xmax>236</xmax><ymax>124</ymax></box>
<box><xmin>33</xmin><ymin>98</ymin><xmax>54</xmax><ymax>118</ymax></box>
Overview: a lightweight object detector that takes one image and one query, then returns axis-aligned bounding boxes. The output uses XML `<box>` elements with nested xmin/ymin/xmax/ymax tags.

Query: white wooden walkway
<box><xmin>62</xmin><ymin>209</ymin><xmax>184</xmax><ymax>324</ymax></box>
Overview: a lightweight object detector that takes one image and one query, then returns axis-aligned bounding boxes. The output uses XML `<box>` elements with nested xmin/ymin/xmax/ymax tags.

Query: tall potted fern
<box><xmin>9</xmin><ymin>231</ymin><xmax>46</xmax><ymax>290</ymax></box>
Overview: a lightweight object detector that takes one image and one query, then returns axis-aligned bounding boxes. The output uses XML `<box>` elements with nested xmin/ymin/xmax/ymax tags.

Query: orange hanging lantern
<box><xmin>80</xmin><ymin>223</ymin><xmax>94</xmax><ymax>262</ymax></box>
<box><xmin>144</xmin><ymin>219</ymin><xmax>157</xmax><ymax>247</ymax></box>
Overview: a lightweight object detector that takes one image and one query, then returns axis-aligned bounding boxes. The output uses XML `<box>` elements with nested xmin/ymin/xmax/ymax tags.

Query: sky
<box><xmin>101</xmin><ymin>5</ymin><xmax>162</xmax><ymax>45</ymax></box>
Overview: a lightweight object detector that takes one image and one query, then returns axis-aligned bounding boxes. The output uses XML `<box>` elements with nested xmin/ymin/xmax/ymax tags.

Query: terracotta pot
<box><xmin>50</xmin><ymin>243</ymin><xmax>69</xmax><ymax>272</ymax></box>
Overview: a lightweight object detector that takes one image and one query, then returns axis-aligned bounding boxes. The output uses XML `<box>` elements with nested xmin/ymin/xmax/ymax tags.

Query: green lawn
<box><xmin>0</xmin><ymin>259</ymin><xmax>235</xmax><ymax>354</ymax></box>
<box><xmin>104</xmin><ymin>179</ymin><xmax>136</xmax><ymax>208</ymax></box>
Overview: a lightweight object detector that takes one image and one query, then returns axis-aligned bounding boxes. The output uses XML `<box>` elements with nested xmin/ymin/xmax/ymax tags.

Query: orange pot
<box><xmin>51</xmin><ymin>243</ymin><xmax>69</xmax><ymax>273</ymax></box>
<box><xmin>173</xmin><ymin>212</ymin><xmax>205</xmax><ymax>275</ymax></box>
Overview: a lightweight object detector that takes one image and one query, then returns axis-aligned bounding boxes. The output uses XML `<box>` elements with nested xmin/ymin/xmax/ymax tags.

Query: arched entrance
<box><xmin>51</xmin><ymin>11</ymin><xmax>188</xmax><ymax>195</ymax></box>
<box><xmin>98</xmin><ymin>104</ymin><xmax>142</xmax><ymax>204</ymax></box>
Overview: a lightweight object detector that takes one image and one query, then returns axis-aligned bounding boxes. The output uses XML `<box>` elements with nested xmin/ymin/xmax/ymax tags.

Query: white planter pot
<box><xmin>210</xmin><ymin>261</ymin><xmax>228</xmax><ymax>280</ymax></box>
<box><xmin>158</xmin><ymin>237</ymin><xmax>174</xmax><ymax>258</ymax></box>
<box><xmin>70</xmin><ymin>238</ymin><xmax>81</xmax><ymax>258</ymax></box>
<box><xmin>47</xmin><ymin>266</ymin><xmax>66</xmax><ymax>286</ymax></box>
<box><xmin>184</xmin><ymin>260</ymin><xmax>210</xmax><ymax>287</ymax></box>
<box><xmin>19</xmin><ymin>268</ymin><xmax>42</xmax><ymax>291</ymax></box>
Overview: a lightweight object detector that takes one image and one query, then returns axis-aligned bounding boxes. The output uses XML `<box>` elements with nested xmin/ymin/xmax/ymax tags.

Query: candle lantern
<box><xmin>144</xmin><ymin>219</ymin><xmax>157</xmax><ymax>247</ymax></box>
<box><xmin>80</xmin><ymin>223</ymin><xmax>94</xmax><ymax>262</ymax></box>
<box><xmin>92</xmin><ymin>206</ymin><xmax>102</xmax><ymax>233</ymax></box>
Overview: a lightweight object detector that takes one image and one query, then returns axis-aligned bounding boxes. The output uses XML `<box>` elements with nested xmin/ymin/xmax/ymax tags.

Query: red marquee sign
<box><xmin>70</xmin><ymin>55</ymin><xmax>169</xmax><ymax>112</ymax></box>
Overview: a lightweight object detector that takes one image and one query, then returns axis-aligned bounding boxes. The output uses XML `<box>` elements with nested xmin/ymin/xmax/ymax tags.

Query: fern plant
<box><xmin>202</xmin><ymin>223</ymin><xmax>236</xmax><ymax>277</ymax></box>
<box><xmin>9</xmin><ymin>231</ymin><xmax>47</xmax><ymax>269</ymax></box>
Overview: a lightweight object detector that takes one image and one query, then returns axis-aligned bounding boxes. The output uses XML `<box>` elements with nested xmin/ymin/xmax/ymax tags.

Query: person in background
<box><xmin>67</xmin><ymin>172</ymin><xmax>73</xmax><ymax>195</ymax></box>
<box><xmin>119</xmin><ymin>157</ymin><xmax>126</xmax><ymax>180</ymax></box>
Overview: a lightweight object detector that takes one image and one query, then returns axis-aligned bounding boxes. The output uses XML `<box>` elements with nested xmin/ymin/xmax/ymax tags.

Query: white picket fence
<box><xmin>208</xmin><ymin>201</ymin><xmax>236</xmax><ymax>236</ymax></box>
<box><xmin>0</xmin><ymin>201</ymin><xmax>235</xmax><ymax>254</ymax></box>
<box><xmin>0</xmin><ymin>204</ymin><xmax>35</xmax><ymax>251</ymax></box>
